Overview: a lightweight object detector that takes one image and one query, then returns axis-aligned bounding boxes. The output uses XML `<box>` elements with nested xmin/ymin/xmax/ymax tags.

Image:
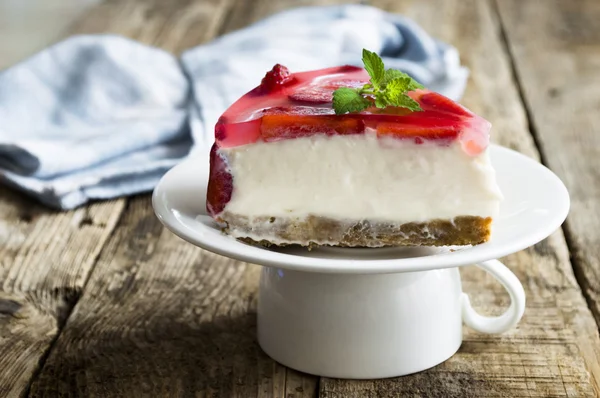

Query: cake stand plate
<box><xmin>152</xmin><ymin>144</ymin><xmax>570</xmax><ymax>379</ymax></box>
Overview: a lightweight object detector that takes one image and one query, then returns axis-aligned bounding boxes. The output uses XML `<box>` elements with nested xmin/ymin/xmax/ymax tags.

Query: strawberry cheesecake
<box><xmin>207</xmin><ymin>54</ymin><xmax>502</xmax><ymax>247</ymax></box>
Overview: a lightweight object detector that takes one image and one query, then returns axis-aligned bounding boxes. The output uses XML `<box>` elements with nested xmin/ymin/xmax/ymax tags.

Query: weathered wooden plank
<box><xmin>496</xmin><ymin>0</ymin><xmax>600</xmax><ymax>354</ymax></box>
<box><xmin>285</xmin><ymin>369</ymin><xmax>319</xmax><ymax>398</ymax></box>
<box><xmin>30</xmin><ymin>197</ymin><xmax>268</xmax><ymax>397</ymax></box>
<box><xmin>218</xmin><ymin>0</ymin><xmax>363</xmax><ymax>32</ymax></box>
<box><xmin>320</xmin><ymin>0</ymin><xmax>600</xmax><ymax>396</ymax></box>
<box><xmin>0</xmin><ymin>173</ymin><xmax>126</xmax><ymax>396</ymax></box>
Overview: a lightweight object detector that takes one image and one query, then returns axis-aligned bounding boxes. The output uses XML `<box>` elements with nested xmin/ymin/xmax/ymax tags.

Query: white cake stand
<box><xmin>152</xmin><ymin>145</ymin><xmax>569</xmax><ymax>379</ymax></box>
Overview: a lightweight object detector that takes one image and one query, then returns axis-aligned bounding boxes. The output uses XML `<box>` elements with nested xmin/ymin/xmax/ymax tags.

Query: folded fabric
<box><xmin>0</xmin><ymin>4</ymin><xmax>468</xmax><ymax>210</ymax></box>
<box><xmin>0</xmin><ymin>35</ymin><xmax>190</xmax><ymax>209</ymax></box>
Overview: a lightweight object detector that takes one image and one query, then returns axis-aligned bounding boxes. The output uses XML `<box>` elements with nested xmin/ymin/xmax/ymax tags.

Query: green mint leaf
<box><xmin>384</xmin><ymin>77</ymin><xmax>413</xmax><ymax>102</ymax></box>
<box><xmin>384</xmin><ymin>77</ymin><xmax>423</xmax><ymax>111</ymax></box>
<box><xmin>382</xmin><ymin>69</ymin><xmax>405</xmax><ymax>86</ymax></box>
<box><xmin>395</xmin><ymin>94</ymin><xmax>423</xmax><ymax>112</ymax></box>
<box><xmin>332</xmin><ymin>87</ymin><xmax>371</xmax><ymax>115</ymax></box>
<box><xmin>374</xmin><ymin>93</ymin><xmax>388</xmax><ymax>109</ymax></box>
<box><xmin>362</xmin><ymin>49</ymin><xmax>385</xmax><ymax>88</ymax></box>
<box><xmin>382</xmin><ymin>69</ymin><xmax>424</xmax><ymax>90</ymax></box>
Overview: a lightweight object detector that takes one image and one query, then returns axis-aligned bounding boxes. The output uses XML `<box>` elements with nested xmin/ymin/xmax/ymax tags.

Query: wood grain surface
<box><xmin>0</xmin><ymin>187</ymin><xmax>125</xmax><ymax>397</ymax></box>
<box><xmin>496</xmin><ymin>0</ymin><xmax>600</xmax><ymax>342</ymax></box>
<box><xmin>0</xmin><ymin>0</ymin><xmax>598</xmax><ymax>397</ymax></box>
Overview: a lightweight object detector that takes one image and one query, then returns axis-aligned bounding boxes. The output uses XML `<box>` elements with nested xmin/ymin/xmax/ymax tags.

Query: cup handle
<box><xmin>461</xmin><ymin>259</ymin><xmax>526</xmax><ymax>334</ymax></box>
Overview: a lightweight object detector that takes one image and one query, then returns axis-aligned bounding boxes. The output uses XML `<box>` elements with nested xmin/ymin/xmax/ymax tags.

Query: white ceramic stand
<box><xmin>257</xmin><ymin>259</ymin><xmax>524</xmax><ymax>379</ymax></box>
<box><xmin>152</xmin><ymin>145</ymin><xmax>570</xmax><ymax>380</ymax></box>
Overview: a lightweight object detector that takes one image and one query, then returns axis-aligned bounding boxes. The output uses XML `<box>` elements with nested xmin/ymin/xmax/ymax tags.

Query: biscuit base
<box><xmin>219</xmin><ymin>212</ymin><xmax>492</xmax><ymax>248</ymax></box>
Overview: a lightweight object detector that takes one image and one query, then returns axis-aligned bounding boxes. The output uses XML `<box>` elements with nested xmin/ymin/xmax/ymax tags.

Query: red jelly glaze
<box><xmin>215</xmin><ymin>66</ymin><xmax>489</xmax><ymax>150</ymax></box>
<box><xmin>207</xmin><ymin>64</ymin><xmax>491</xmax><ymax>216</ymax></box>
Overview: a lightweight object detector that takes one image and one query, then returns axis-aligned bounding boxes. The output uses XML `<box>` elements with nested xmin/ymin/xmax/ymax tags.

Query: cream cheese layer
<box><xmin>219</xmin><ymin>133</ymin><xmax>502</xmax><ymax>223</ymax></box>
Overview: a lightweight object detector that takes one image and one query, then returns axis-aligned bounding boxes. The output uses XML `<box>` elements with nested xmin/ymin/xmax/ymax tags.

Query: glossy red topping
<box><xmin>214</xmin><ymin>65</ymin><xmax>490</xmax><ymax>155</ymax></box>
<box><xmin>207</xmin><ymin>65</ymin><xmax>492</xmax><ymax>217</ymax></box>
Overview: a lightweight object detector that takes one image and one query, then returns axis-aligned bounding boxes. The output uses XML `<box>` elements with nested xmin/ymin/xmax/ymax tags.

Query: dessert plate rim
<box><xmin>152</xmin><ymin>144</ymin><xmax>570</xmax><ymax>274</ymax></box>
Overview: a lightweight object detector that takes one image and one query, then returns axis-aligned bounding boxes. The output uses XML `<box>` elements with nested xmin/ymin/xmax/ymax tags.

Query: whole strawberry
<box><xmin>260</xmin><ymin>64</ymin><xmax>293</xmax><ymax>92</ymax></box>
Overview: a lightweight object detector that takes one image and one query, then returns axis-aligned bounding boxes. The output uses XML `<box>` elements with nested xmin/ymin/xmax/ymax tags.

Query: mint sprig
<box><xmin>332</xmin><ymin>49</ymin><xmax>424</xmax><ymax>115</ymax></box>
<box><xmin>332</xmin><ymin>87</ymin><xmax>372</xmax><ymax>114</ymax></box>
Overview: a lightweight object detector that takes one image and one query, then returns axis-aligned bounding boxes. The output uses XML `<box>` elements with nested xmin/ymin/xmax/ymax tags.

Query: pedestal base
<box><xmin>257</xmin><ymin>267</ymin><xmax>464</xmax><ymax>379</ymax></box>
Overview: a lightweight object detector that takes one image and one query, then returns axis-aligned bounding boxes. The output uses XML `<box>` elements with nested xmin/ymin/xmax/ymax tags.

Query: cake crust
<box><xmin>219</xmin><ymin>213</ymin><xmax>492</xmax><ymax>248</ymax></box>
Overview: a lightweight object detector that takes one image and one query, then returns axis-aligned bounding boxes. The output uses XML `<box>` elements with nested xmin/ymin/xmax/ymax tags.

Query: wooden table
<box><xmin>1</xmin><ymin>0</ymin><xmax>599</xmax><ymax>397</ymax></box>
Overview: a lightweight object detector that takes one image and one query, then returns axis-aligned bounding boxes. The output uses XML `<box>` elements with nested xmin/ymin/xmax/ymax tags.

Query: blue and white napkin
<box><xmin>0</xmin><ymin>4</ymin><xmax>468</xmax><ymax>210</ymax></box>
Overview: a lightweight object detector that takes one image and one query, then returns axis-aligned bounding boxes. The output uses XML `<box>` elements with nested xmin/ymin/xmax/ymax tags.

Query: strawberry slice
<box><xmin>207</xmin><ymin>144</ymin><xmax>233</xmax><ymax>217</ymax></box>
<box><xmin>289</xmin><ymin>79</ymin><xmax>367</xmax><ymax>104</ymax></box>
<box><xmin>289</xmin><ymin>86</ymin><xmax>333</xmax><ymax>103</ymax></box>
<box><xmin>410</xmin><ymin>90</ymin><xmax>472</xmax><ymax>118</ymax></box>
<box><xmin>376</xmin><ymin>122</ymin><xmax>459</xmax><ymax>140</ymax></box>
<box><xmin>261</xmin><ymin>115</ymin><xmax>364</xmax><ymax>141</ymax></box>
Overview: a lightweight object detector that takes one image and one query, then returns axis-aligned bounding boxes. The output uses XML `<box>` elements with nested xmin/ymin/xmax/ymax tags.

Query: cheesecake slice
<box><xmin>207</xmin><ymin>62</ymin><xmax>502</xmax><ymax>247</ymax></box>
